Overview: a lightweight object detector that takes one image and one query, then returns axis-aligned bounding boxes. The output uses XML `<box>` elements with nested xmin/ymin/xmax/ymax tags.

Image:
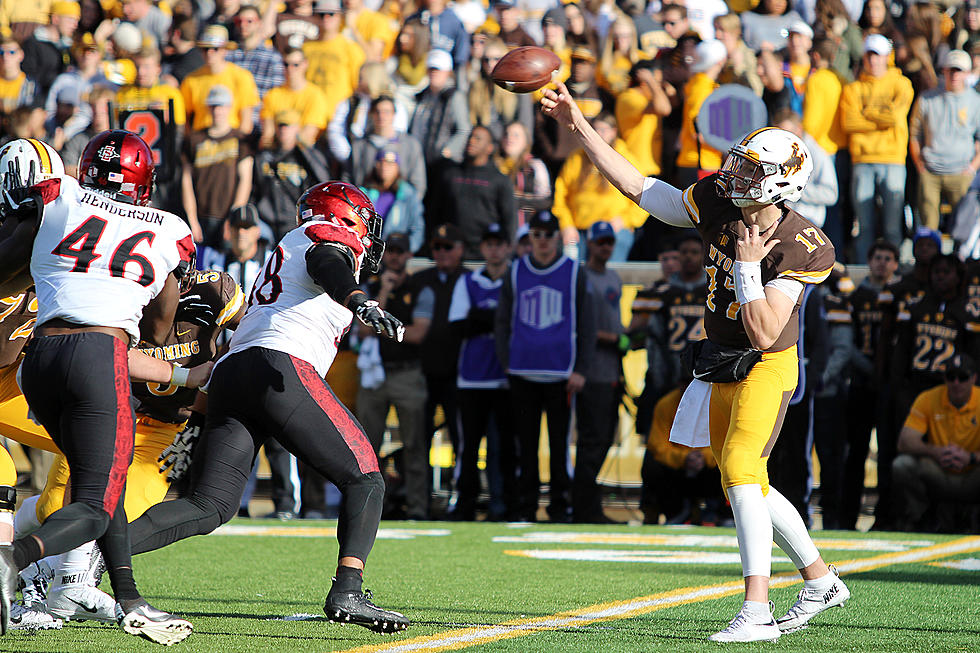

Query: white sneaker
<box><xmin>120</xmin><ymin>602</ymin><xmax>193</xmax><ymax>646</ymax></box>
<box><xmin>776</xmin><ymin>567</ymin><xmax>850</xmax><ymax>633</ymax></box>
<box><xmin>709</xmin><ymin>603</ymin><xmax>781</xmax><ymax>643</ymax></box>
<box><xmin>46</xmin><ymin>584</ymin><xmax>121</xmax><ymax>623</ymax></box>
<box><xmin>9</xmin><ymin>602</ymin><xmax>62</xmax><ymax>630</ymax></box>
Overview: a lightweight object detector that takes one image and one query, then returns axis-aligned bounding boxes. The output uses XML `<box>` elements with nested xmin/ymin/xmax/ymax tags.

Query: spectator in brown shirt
<box><xmin>182</xmin><ymin>85</ymin><xmax>254</xmax><ymax>246</ymax></box>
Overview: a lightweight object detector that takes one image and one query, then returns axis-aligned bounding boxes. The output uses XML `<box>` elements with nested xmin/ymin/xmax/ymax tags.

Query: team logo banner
<box><xmin>695</xmin><ymin>85</ymin><xmax>769</xmax><ymax>155</ymax></box>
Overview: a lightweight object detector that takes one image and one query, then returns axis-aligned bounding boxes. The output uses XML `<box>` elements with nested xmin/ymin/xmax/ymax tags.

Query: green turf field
<box><xmin>4</xmin><ymin>520</ymin><xmax>978</xmax><ymax>652</ymax></box>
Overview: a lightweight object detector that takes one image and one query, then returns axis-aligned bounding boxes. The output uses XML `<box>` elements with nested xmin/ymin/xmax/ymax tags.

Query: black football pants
<box><xmin>128</xmin><ymin>347</ymin><xmax>385</xmax><ymax>563</ymax></box>
<box><xmin>18</xmin><ymin>333</ymin><xmax>138</xmax><ymax>600</ymax></box>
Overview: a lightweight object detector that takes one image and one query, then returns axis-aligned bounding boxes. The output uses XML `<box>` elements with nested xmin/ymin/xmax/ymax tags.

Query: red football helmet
<box><xmin>78</xmin><ymin>130</ymin><xmax>155</xmax><ymax>206</ymax></box>
<box><xmin>296</xmin><ymin>181</ymin><xmax>385</xmax><ymax>273</ymax></box>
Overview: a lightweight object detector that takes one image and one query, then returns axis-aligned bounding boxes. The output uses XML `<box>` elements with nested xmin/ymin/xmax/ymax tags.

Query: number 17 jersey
<box><xmin>680</xmin><ymin>174</ymin><xmax>836</xmax><ymax>351</ymax></box>
<box><xmin>29</xmin><ymin>176</ymin><xmax>194</xmax><ymax>344</ymax></box>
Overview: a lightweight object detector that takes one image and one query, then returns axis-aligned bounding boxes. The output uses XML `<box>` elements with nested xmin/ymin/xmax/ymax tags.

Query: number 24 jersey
<box><xmin>680</xmin><ymin>174</ymin><xmax>836</xmax><ymax>351</ymax></box>
<box><xmin>29</xmin><ymin>176</ymin><xmax>194</xmax><ymax>344</ymax></box>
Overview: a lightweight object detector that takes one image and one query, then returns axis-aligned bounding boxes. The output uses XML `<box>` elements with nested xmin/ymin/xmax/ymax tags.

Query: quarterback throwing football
<box><xmin>542</xmin><ymin>81</ymin><xmax>850</xmax><ymax>643</ymax></box>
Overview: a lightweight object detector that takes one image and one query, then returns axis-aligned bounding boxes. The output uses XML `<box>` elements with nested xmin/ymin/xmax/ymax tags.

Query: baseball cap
<box><xmin>863</xmin><ymin>33</ymin><xmax>892</xmax><ymax>56</ymax></box>
<box><xmin>481</xmin><ymin>223</ymin><xmax>509</xmax><ymax>242</ymax></box>
<box><xmin>944</xmin><ymin>352</ymin><xmax>977</xmax><ymax>378</ymax></box>
<box><xmin>528</xmin><ymin>210</ymin><xmax>559</xmax><ymax>233</ymax></box>
<box><xmin>690</xmin><ymin>39</ymin><xmax>727</xmax><ymax>73</ymax></box>
<box><xmin>913</xmin><ymin>226</ymin><xmax>942</xmax><ymax>251</ymax></box>
<box><xmin>494</xmin><ymin>0</ymin><xmax>516</xmax><ymax>9</ymax></box>
<box><xmin>197</xmin><ymin>25</ymin><xmax>230</xmax><ymax>48</ymax></box>
<box><xmin>542</xmin><ymin>7</ymin><xmax>568</xmax><ymax>29</ymax></box>
<box><xmin>228</xmin><ymin>204</ymin><xmax>260</xmax><ymax>228</ymax></box>
<box><xmin>386</xmin><ymin>232</ymin><xmax>411</xmax><ymax>253</ymax></box>
<box><xmin>515</xmin><ymin>223</ymin><xmax>530</xmax><ymax>242</ymax></box>
<box><xmin>55</xmin><ymin>85</ymin><xmax>81</xmax><ymax>106</ymax></box>
<box><xmin>426</xmin><ymin>48</ymin><xmax>454</xmax><ymax>71</ymax></box>
<box><xmin>375</xmin><ymin>147</ymin><xmax>400</xmax><ymax>164</ymax></box>
<box><xmin>941</xmin><ymin>49</ymin><xmax>972</xmax><ymax>71</ymax></box>
<box><xmin>51</xmin><ymin>1</ymin><xmax>81</xmax><ymax>18</ymax></box>
<box><xmin>313</xmin><ymin>0</ymin><xmax>342</xmax><ymax>13</ymax></box>
<box><xmin>587</xmin><ymin>221</ymin><xmax>615</xmax><ymax>242</ymax></box>
<box><xmin>783</xmin><ymin>20</ymin><xmax>813</xmax><ymax>40</ymax></box>
<box><xmin>430</xmin><ymin>223</ymin><xmax>464</xmax><ymax>245</ymax></box>
<box><xmin>275</xmin><ymin>108</ymin><xmax>301</xmax><ymax>125</ymax></box>
<box><xmin>570</xmin><ymin>46</ymin><xmax>596</xmax><ymax>63</ymax></box>
<box><xmin>206</xmin><ymin>85</ymin><xmax>234</xmax><ymax>107</ymax></box>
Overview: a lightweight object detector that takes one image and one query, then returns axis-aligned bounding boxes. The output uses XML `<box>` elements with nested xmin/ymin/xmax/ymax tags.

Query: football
<box><xmin>491</xmin><ymin>46</ymin><xmax>562</xmax><ymax>93</ymax></box>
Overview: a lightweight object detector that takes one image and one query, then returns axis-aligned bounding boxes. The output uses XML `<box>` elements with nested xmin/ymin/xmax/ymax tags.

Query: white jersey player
<box><xmin>125</xmin><ymin>181</ymin><xmax>411</xmax><ymax>635</ymax></box>
<box><xmin>0</xmin><ymin>130</ymin><xmax>201</xmax><ymax>646</ymax></box>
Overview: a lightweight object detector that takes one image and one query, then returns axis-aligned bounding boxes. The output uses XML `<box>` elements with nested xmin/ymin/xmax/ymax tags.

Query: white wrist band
<box><xmin>734</xmin><ymin>260</ymin><xmax>766</xmax><ymax>305</ymax></box>
<box><xmin>170</xmin><ymin>365</ymin><xmax>191</xmax><ymax>387</ymax></box>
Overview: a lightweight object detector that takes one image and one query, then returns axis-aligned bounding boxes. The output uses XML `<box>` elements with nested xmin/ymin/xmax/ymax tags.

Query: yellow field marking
<box><xmin>342</xmin><ymin>536</ymin><xmax>980</xmax><ymax>653</ymax></box>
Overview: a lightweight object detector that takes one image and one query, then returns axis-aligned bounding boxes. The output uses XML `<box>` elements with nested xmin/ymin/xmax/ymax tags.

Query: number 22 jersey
<box><xmin>29</xmin><ymin>176</ymin><xmax>194</xmax><ymax>344</ymax></box>
<box><xmin>679</xmin><ymin>173</ymin><xmax>836</xmax><ymax>351</ymax></box>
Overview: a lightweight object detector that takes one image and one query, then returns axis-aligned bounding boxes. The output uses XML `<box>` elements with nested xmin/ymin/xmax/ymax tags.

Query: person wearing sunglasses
<box><xmin>0</xmin><ymin>36</ymin><xmax>38</xmax><ymax>116</ymax></box>
<box><xmin>179</xmin><ymin>25</ymin><xmax>260</xmax><ymax>135</ymax></box>
<box><xmin>893</xmin><ymin>352</ymin><xmax>980</xmax><ymax>533</ymax></box>
<box><xmin>226</xmin><ymin>4</ymin><xmax>286</xmax><ymax>128</ymax></box>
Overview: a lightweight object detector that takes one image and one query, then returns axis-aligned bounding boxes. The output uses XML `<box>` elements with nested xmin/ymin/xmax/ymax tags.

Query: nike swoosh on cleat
<box><xmin>177</xmin><ymin>329</ymin><xmax>191</xmax><ymax>336</ymax></box>
<box><xmin>66</xmin><ymin>597</ymin><xmax>100</xmax><ymax>614</ymax></box>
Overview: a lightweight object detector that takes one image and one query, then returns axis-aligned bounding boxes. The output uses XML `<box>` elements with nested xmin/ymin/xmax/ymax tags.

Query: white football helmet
<box><xmin>717</xmin><ymin>127</ymin><xmax>812</xmax><ymax>208</ymax></box>
<box><xmin>0</xmin><ymin>138</ymin><xmax>65</xmax><ymax>191</ymax></box>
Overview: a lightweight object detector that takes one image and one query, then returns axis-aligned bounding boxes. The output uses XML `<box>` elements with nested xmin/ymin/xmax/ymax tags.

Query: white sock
<box><xmin>728</xmin><ymin>484</ymin><xmax>772</xmax><ymax>578</ymax></box>
<box><xmin>53</xmin><ymin>541</ymin><xmax>95</xmax><ymax>587</ymax></box>
<box><xmin>741</xmin><ymin>600</ymin><xmax>773</xmax><ymax>622</ymax></box>
<box><xmin>803</xmin><ymin>569</ymin><xmax>838</xmax><ymax>593</ymax></box>
<box><xmin>765</xmin><ymin>486</ymin><xmax>819</xmax><ymax>570</ymax></box>
<box><xmin>13</xmin><ymin>495</ymin><xmax>41</xmax><ymax>538</ymax></box>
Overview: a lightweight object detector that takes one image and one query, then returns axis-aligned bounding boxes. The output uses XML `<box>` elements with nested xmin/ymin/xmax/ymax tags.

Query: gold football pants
<box><xmin>708</xmin><ymin>345</ymin><xmax>798</xmax><ymax>494</ymax></box>
<box><xmin>37</xmin><ymin>414</ymin><xmax>179</xmax><ymax>523</ymax></box>
<box><xmin>0</xmin><ymin>357</ymin><xmax>60</xmax><ymax>488</ymax></box>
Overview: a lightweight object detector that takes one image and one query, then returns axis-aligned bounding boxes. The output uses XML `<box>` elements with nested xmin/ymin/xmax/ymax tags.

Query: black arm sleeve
<box><xmin>306</xmin><ymin>244</ymin><xmax>361</xmax><ymax>306</ymax></box>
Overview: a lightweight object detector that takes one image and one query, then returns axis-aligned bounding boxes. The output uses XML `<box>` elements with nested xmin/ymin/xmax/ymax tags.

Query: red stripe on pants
<box><xmin>103</xmin><ymin>338</ymin><xmax>134</xmax><ymax>515</ymax></box>
<box><xmin>289</xmin><ymin>355</ymin><xmax>380</xmax><ymax>475</ymax></box>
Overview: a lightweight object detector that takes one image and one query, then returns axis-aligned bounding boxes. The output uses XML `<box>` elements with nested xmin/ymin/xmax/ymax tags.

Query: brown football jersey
<box><xmin>132</xmin><ymin>270</ymin><xmax>245</xmax><ymax>423</ymax></box>
<box><xmin>680</xmin><ymin>174</ymin><xmax>836</xmax><ymax>351</ymax></box>
<box><xmin>0</xmin><ymin>290</ymin><xmax>37</xmax><ymax>369</ymax></box>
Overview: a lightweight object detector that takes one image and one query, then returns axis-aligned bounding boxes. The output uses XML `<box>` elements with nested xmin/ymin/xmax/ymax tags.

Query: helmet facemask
<box><xmin>717</xmin><ymin>151</ymin><xmax>775</xmax><ymax>208</ymax></box>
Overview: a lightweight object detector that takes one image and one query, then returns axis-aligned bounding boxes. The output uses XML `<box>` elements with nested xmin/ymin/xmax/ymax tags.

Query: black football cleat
<box><xmin>324</xmin><ymin>589</ymin><xmax>409</xmax><ymax>634</ymax></box>
<box><xmin>0</xmin><ymin>545</ymin><xmax>16</xmax><ymax>635</ymax></box>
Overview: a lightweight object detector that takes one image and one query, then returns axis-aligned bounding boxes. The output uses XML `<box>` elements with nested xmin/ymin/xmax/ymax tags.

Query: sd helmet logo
<box><xmin>98</xmin><ymin>145</ymin><xmax>118</xmax><ymax>162</ymax></box>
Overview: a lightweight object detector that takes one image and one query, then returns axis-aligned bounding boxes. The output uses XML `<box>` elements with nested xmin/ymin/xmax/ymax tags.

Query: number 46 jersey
<box><xmin>29</xmin><ymin>176</ymin><xmax>194</xmax><ymax>344</ymax></box>
<box><xmin>226</xmin><ymin>223</ymin><xmax>357</xmax><ymax>378</ymax></box>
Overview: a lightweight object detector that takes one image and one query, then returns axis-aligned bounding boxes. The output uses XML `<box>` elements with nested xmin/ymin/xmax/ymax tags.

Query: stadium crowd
<box><xmin>1</xmin><ymin>0</ymin><xmax>980</xmax><ymax>535</ymax></box>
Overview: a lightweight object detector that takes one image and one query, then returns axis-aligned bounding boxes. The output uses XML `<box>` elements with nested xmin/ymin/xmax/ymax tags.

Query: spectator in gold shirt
<box><xmin>343</xmin><ymin>0</ymin><xmax>395</xmax><ymax>62</ymax></box>
<box><xmin>260</xmin><ymin>47</ymin><xmax>329</xmax><ymax>147</ymax></box>
<box><xmin>893</xmin><ymin>353</ymin><xmax>980</xmax><ymax>532</ymax></box>
<box><xmin>0</xmin><ymin>36</ymin><xmax>38</xmax><ymax>116</ymax></box>
<box><xmin>675</xmin><ymin>39</ymin><xmax>726</xmax><ymax>188</ymax></box>
<box><xmin>116</xmin><ymin>47</ymin><xmax>187</xmax><ymax>127</ymax></box>
<box><xmin>180</xmin><ymin>25</ymin><xmax>260</xmax><ymax>134</ymax></box>
<box><xmin>614</xmin><ymin>60</ymin><xmax>673</xmax><ymax>178</ymax></box>
<box><xmin>303</xmin><ymin>0</ymin><xmax>364</xmax><ymax>124</ymax></box>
